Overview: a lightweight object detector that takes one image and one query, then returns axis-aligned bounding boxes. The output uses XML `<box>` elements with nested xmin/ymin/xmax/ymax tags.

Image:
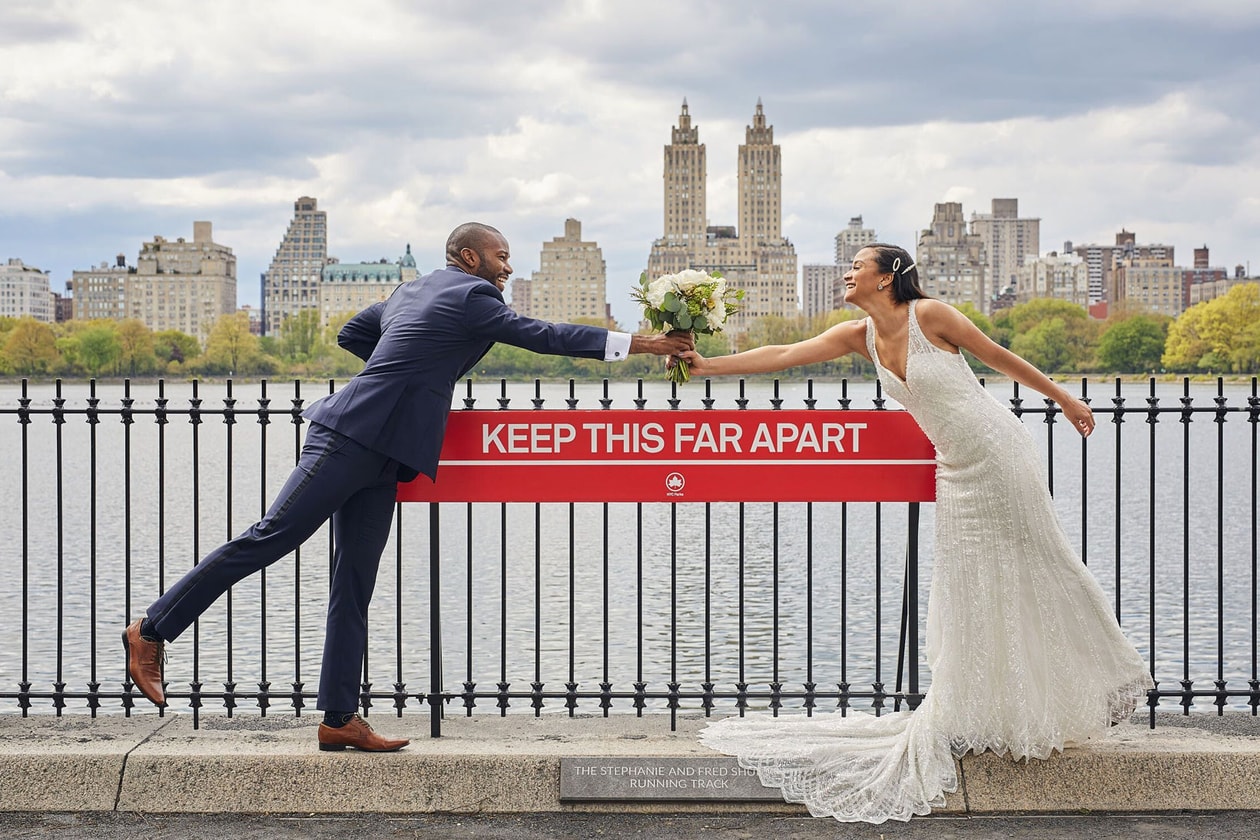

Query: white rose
<box><xmin>672</xmin><ymin>269</ymin><xmax>711</xmax><ymax>293</ymax></box>
<box><xmin>707</xmin><ymin>300</ymin><xmax>727</xmax><ymax>327</ymax></box>
<box><xmin>646</xmin><ymin>276</ymin><xmax>674</xmax><ymax>309</ymax></box>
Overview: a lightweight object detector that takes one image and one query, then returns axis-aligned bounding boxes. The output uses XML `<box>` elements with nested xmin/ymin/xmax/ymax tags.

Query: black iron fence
<box><xmin>0</xmin><ymin>376</ymin><xmax>1256</xmax><ymax>735</ymax></box>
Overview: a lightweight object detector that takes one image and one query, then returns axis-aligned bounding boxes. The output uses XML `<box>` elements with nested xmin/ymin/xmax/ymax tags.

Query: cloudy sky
<box><xmin>2</xmin><ymin>0</ymin><xmax>1258</xmax><ymax>327</ymax></box>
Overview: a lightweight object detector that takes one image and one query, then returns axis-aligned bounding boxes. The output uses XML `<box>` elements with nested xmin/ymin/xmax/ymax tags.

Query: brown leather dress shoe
<box><xmin>317</xmin><ymin>714</ymin><xmax>409</xmax><ymax>752</ymax></box>
<box><xmin>121</xmin><ymin>619</ymin><xmax>166</xmax><ymax>707</ymax></box>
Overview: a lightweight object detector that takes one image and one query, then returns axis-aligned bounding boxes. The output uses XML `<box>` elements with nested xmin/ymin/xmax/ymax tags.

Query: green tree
<box><xmin>2</xmin><ymin>318</ymin><xmax>59</xmax><ymax>375</ymax></box>
<box><xmin>1231</xmin><ymin>317</ymin><xmax>1260</xmax><ymax>374</ymax></box>
<box><xmin>76</xmin><ymin>323</ymin><xmax>122</xmax><ymax>376</ymax></box>
<box><xmin>154</xmin><ymin>329</ymin><xmax>201</xmax><ymax>365</ymax></box>
<box><xmin>736</xmin><ymin>315</ymin><xmax>812</xmax><ymax>352</ymax></box>
<box><xmin>996</xmin><ymin>298</ymin><xmax>1100</xmax><ymax>371</ymax></box>
<box><xmin>200</xmin><ymin>312</ymin><xmax>269</xmax><ymax>375</ymax></box>
<box><xmin>117</xmin><ymin>319</ymin><xmax>158</xmax><ymax>376</ymax></box>
<box><xmin>997</xmin><ymin>298</ymin><xmax>1089</xmax><ymax>334</ymax></box>
<box><xmin>695</xmin><ymin>331</ymin><xmax>732</xmax><ymax>358</ymax></box>
<box><xmin>1010</xmin><ymin>317</ymin><xmax>1072</xmax><ymax>373</ymax></box>
<box><xmin>465</xmin><ymin>342</ymin><xmax>548</xmax><ymax>379</ymax></box>
<box><xmin>279</xmin><ymin>309</ymin><xmax>325</xmax><ymax>362</ymax></box>
<box><xmin>1161</xmin><ymin>304</ymin><xmax>1209</xmax><ymax>370</ymax></box>
<box><xmin>1163</xmin><ymin>283</ymin><xmax>1260</xmax><ymax>372</ymax></box>
<box><xmin>1096</xmin><ymin>314</ymin><xmax>1168</xmax><ymax>373</ymax></box>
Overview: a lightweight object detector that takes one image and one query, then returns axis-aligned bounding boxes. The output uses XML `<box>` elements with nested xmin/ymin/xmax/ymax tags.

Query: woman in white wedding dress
<box><xmin>678</xmin><ymin>244</ymin><xmax>1152</xmax><ymax>824</ymax></box>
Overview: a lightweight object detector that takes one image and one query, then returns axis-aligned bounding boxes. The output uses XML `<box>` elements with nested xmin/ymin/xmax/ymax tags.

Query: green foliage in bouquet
<box><xmin>631</xmin><ymin>269</ymin><xmax>744</xmax><ymax>383</ymax></box>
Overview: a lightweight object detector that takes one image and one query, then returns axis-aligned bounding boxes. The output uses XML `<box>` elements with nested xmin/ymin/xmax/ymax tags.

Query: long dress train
<box><xmin>699</xmin><ymin>299</ymin><xmax>1152</xmax><ymax>823</ymax></box>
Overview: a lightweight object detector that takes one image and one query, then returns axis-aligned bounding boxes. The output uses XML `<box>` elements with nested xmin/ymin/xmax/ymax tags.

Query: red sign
<box><xmin>397</xmin><ymin>410</ymin><xmax>936</xmax><ymax>503</ymax></box>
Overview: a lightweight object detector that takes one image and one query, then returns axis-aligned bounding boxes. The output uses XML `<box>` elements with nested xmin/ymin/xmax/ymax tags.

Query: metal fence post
<box><xmin>429</xmin><ymin>501</ymin><xmax>442</xmax><ymax>737</ymax></box>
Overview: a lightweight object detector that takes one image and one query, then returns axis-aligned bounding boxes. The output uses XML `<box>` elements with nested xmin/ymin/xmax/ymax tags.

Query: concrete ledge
<box><xmin>2</xmin><ymin>712</ymin><xmax>1257</xmax><ymax>815</ymax></box>
<box><xmin>960</xmin><ymin>721</ymin><xmax>1260</xmax><ymax>812</ymax></box>
<box><xmin>0</xmin><ymin>715</ymin><xmax>169</xmax><ymax>811</ymax></box>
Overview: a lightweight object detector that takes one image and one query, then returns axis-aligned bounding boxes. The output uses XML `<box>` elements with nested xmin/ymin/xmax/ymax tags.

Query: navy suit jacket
<box><xmin>303</xmin><ymin>265</ymin><xmax>608</xmax><ymax>480</ymax></box>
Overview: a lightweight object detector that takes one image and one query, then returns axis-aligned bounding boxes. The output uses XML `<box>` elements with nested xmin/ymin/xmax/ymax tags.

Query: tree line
<box><xmin>2</xmin><ymin>283</ymin><xmax>1256</xmax><ymax>380</ymax></box>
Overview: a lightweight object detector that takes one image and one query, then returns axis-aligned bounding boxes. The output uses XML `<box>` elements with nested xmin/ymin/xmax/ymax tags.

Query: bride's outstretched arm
<box><xmin>678</xmin><ymin>320</ymin><xmax>867</xmax><ymax>376</ymax></box>
<box><xmin>917</xmin><ymin>299</ymin><xmax>1095</xmax><ymax>437</ymax></box>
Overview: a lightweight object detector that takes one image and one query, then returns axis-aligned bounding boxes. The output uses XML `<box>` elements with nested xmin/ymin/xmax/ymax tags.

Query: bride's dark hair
<box><xmin>865</xmin><ymin>243</ymin><xmax>927</xmax><ymax>303</ymax></box>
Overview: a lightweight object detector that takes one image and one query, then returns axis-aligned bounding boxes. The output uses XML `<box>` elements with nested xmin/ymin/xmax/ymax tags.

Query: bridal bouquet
<box><xmin>632</xmin><ymin>269</ymin><xmax>743</xmax><ymax>384</ymax></box>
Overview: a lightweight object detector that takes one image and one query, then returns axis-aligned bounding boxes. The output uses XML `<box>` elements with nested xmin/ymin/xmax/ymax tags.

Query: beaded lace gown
<box><xmin>699</xmin><ymin>299</ymin><xmax>1152</xmax><ymax>823</ymax></box>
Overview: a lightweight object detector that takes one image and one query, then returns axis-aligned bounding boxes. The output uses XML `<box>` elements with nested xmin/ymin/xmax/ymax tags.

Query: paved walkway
<box><xmin>6</xmin><ymin>811</ymin><xmax>1260</xmax><ymax>840</ymax></box>
<box><xmin>1</xmin><ymin>711</ymin><xmax>1257</xmax><ymax>823</ymax></box>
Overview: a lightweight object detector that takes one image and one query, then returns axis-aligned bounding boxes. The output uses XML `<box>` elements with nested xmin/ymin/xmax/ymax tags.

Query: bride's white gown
<box><xmin>699</xmin><ymin>300</ymin><xmax>1152</xmax><ymax>823</ymax></box>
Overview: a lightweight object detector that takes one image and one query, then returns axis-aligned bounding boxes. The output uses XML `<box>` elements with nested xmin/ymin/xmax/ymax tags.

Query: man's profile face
<box><xmin>466</xmin><ymin>233</ymin><xmax>512</xmax><ymax>291</ymax></box>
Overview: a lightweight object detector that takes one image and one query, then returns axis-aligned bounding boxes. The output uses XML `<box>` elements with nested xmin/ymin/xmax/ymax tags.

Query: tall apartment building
<box><xmin>835</xmin><ymin>216</ymin><xmax>877</xmax><ymax>267</ymax></box>
<box><xmin>69</xmin><ymin>254</ymin><xmax>132</xmax><ymax>321</ymax></box>
<box><xmin>508</xmin><ymin>275</ymin><xmax>533</xmax><ymax>317</ymax></box>
<box><xmin>0</xmin><ymin>258</ymin><xmax>53</xmax><ymax>322</ymax></box>
<box><xmin>129</xmin><ymin>221</ymin><xmax>237</xmax><ymax>339</ymax></box>
<box><xmin>525</xmin><ymin>219</ymin><xmax>608</xmax><ymax>324</ymax></box>
<box><xmin>318</xmin><ymin>245</ymin><xmax>418</xmax><ymax>326</ymax></box>
<box><xmin>916</xmin><ymin>202</ymin><xmax>988</xmax><ymax>312</ymax></box>
<box><xmin>1115</xmin><ymin>255</ymin><xmax>1185</xmax><ymax>317</ymax></box>
<box><xmin>646</xmin><ymin>100</ymin><xmax>798</xmax><ymax>334</ymax></box>
<box><xmin>1015</xmin><ymin>252</ymin><xmax>1089</xmax><ymax>307</ymax></box>
<box><xmin>261</xmin><ymin>197</ymin><xmax>328</xmax><ymax>336</ymax></box>
<box><xmin>1070</xmin><ymin>230</ymin><xmax>1173</xmax><ymax>304</ymax></box>
<box><xmin>970</xmin><ymin>198</ymin><xmax>1039</xmax><ymax>303</ymax></box>
<box><xmin>802</xmin><ymin>264</ymin><xmax>842</xmax><ymax>319</ymax></box>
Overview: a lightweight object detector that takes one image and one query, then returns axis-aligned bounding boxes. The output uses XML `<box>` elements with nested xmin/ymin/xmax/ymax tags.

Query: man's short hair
<box><xmin>446</xmin><ymin>222</ymin><xmax>503</xmax><ymax>260</ymax></box>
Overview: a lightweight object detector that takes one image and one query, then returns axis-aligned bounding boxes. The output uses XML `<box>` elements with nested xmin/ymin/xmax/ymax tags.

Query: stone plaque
<box><xmin>559</xmin><ymin>757</ymin><xmax>785</xmax><ymax>801</ymax></box>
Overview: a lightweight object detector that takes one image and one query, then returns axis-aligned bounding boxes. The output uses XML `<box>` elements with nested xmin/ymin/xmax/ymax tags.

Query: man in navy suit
<box><xmin>122</xmin><ymin>222</ymin><xmax>693</xmax><ymax>751</ymax></box>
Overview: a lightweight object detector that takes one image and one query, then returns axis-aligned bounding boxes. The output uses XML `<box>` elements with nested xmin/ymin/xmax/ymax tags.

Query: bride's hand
<box><xmin>676</xmin><ymin>349</ymin><xmax>709</xmax><ymax>376</ymax></box>
<box><xmin>1061</xmin><ymin>396</ymin><xmax>1095</xmax><ymax>437</ymax></box>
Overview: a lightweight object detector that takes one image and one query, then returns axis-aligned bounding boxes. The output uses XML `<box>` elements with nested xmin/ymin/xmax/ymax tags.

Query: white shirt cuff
<box><xmin>604</xmin><ymin>331</ymin><xmax>632</xmax><ymax>362</ymax></box>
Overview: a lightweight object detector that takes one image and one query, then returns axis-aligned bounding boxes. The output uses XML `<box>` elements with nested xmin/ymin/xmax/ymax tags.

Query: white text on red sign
<box><xmin>481</xmin><ymin>421</ymin><xmax>869</xmax><ymax>456</ymax></box>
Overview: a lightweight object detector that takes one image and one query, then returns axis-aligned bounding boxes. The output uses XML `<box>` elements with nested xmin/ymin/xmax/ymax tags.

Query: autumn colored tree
<box><xmin>1163</xmin><ymin>283</ymin><xmax>1260</xmax><ymax>372</ymax></box>
<box><xmin>116</xmin><ymin>319</ymin><xmax>158</xmax><ymax>376</ymax></box>
<box><xmin>2</xmin><ymin>318</ymin><xmax>59</xmax><ymax>375</ymax></box>
<box><xmin>200</xmin><ymin>312</ymin><xmax>270</xmax><ymax>375</ymax></box>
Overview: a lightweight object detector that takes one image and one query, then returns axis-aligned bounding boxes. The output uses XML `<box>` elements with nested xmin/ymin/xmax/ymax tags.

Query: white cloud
<box><xmin>1</xmin><ymin>0</ymin><xmax>1258</xmax><ymax>328</ymax></box>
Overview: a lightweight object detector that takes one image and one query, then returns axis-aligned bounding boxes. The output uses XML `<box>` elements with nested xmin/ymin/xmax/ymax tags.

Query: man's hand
<box><xmin>630</xmin><ymin>330</ymin><xmax>695</xmax><ymax>356</ymax></box>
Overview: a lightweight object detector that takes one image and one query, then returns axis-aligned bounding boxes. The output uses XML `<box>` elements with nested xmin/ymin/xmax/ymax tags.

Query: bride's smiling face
<box><xmin>841</xmin><ymin>248</ymin><xmax>888</xmax><ymax>306</ymax></box>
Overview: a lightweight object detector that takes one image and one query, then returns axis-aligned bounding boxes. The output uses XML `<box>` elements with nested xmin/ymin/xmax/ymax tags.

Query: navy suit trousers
<box><xmin>146</xmin><ymin>422</ymin><xmax>403</xmax><ymax>712</ymax></box>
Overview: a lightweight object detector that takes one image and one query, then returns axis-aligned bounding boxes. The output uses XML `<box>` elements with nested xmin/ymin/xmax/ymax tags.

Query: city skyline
<box><xmin>2</xmin><ymin>2</ymin><xmax>1258</xmax><ymax>329</ymax></box>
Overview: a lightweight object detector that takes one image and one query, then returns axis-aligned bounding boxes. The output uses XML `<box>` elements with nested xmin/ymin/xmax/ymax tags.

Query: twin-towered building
<box><xmin>646</xmin><ymin>100</ymin><xmax>799</xmax><ymax>333</ymax></box>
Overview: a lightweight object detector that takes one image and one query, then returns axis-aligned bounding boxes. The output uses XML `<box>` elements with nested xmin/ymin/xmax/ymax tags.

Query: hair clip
<box><xmin>901</xmin><ymin>261</ymin><xmax>916</xmax><ymax>275</ymax></box>
<box><xmin>892</xmin><ymin>257</ymin><xmax>901</xmax><ymax>273</ymax></box>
